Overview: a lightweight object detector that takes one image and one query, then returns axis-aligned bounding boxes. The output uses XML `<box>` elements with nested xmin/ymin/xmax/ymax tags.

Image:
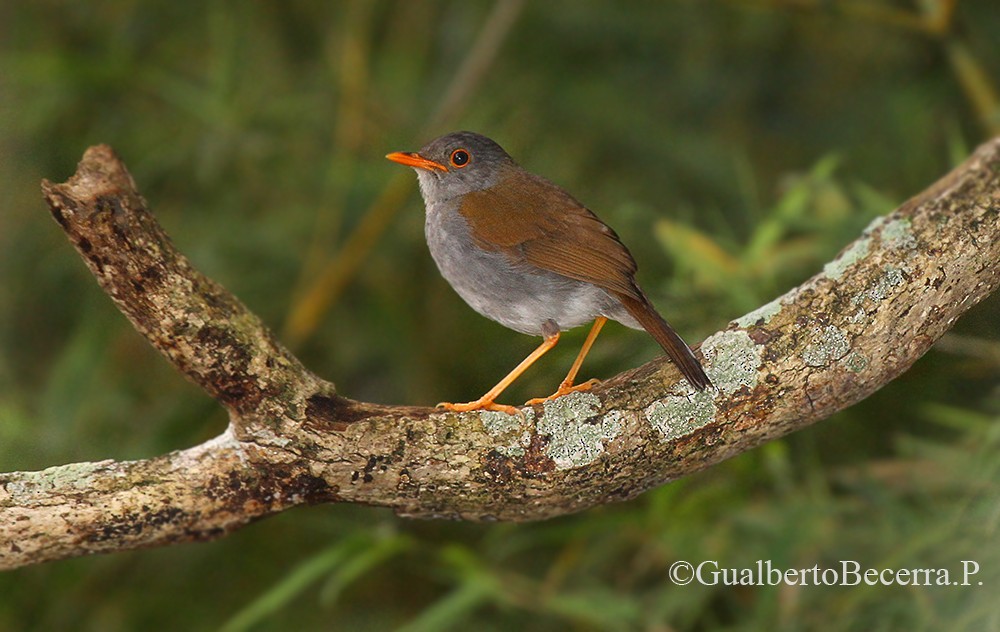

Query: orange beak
<box><xmin>385</xmin><ymin>151</ymin><xmax>448</xmax><ymax>172</ymax></box>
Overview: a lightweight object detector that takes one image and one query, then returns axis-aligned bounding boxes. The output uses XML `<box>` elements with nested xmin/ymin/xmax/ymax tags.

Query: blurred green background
<box><xmin>2</xmin><ymin>1</ymin><xmax>999</xmax><ymax>630</ymax></box>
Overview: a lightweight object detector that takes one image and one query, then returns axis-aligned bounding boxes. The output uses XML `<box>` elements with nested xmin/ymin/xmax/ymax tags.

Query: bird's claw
<box><xmin>437</xmin><ymin>400</ymin><xmax>524</xmax><ymax>417</ymax></box>
<box><xmin>525</xmin><ymin>378</ymin><xmax>601</xmax><ymax>405</ymax></box>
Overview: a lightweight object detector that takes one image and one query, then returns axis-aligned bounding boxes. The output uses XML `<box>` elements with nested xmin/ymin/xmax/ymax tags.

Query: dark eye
<box><xmin>450</xmin><ymin>149</ymin><xmax>470</xmax><ymax>168</ymax></box>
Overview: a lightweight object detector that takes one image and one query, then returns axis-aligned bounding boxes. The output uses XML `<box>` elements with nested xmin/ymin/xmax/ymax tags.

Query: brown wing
<box><xmin>459</xmin><ymin>168</ymin><xmax>642</xmax><ymax>300</ymax></box>
<box><xmin>460</xmin><ymin>167</ymin><xmax>713</xmax><ymax>390</ymax></box>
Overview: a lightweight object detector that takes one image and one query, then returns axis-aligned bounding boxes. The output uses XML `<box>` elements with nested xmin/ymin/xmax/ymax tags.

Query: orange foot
<box><xmin>525</xmin><ymin>378</ymin><xmax>601</xmax><ymax>406</ymax></box>
<box><xmin>437</xmin><ymin>399</ymin><xmax>523</xmax><ymax>417</ymax></box>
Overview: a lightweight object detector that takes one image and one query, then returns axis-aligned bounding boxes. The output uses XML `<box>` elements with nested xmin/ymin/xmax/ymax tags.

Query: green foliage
<box><xmin>221</xmin><ymin>528</ymin><xmax>414</xmax><ymax>632</ymax></box>
<box><xmin>1</xmin><ymin>1</ymin><xmax>999</xmax><ymax>630</ymax></box>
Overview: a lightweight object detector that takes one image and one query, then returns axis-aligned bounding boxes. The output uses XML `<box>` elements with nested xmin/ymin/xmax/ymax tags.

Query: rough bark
<box><xmin>1</xmin><ymin>139</ymin><xmax>998</xmax><ymax>570</ymax></box>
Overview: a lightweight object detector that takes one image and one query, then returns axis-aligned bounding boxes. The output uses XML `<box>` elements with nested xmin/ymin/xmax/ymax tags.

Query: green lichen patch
<box><xmin>843</xmin><ymin>351</ymin><xmax>869</xmax><ymax>373</ymax></box>
<box><xmin>878</xmin><ymin>217</ymin><xmax>916</xmax><ymax>250</ymax></box>
<box><xmin>645</xmin><ymin>390</ymin><xmax>716</xmax><ymax>441</ymax></box>
<box><xmin>823</xmin><ymin>236</ymin><xmax>871</xmax><ymax>280</ymax></box>
<box><xmin>853</xmin><ymin>265</ymin><xmax>906</xmax><ymax>305</ymax></box>
<box><xmin>481</xmin><ymin>409</ymin><xmax>533</xmax><ymax>458</ymax></box>
<box><xmin>822</xmin><ymin>216</ymin><xmax>917</xmax><ymax>282</ymax></box>
<box><xmin>3</xmin><ymin>460</ymin><xmax>115</xmax><ymax>499</ymax></box>
<box><xmin>702</xmin><ymin>330</ymin><xmax>763</xmax><ymax>395</ymax></box>
<box><xmin>536</xmin><ymin>392</ymin><xmax>622</xmax><ymax>469</ymax></box>
<box><xmin>801</xmin><ymin>325</ymin><xmax>851</xmax><ymax>367</ymax></box>
<box><xmin>734</xmin><ymin>295</ymin><xmax>785</xmax><ymax>328</ymax></box>
<box><xmin>481</xmin><ymin>409</ymin><xmax>529</xmax><ymax>437</ymax></box>
<box><xmin>494</xmin><ymin>444</ymin><xmax>526</xmax><ymax>458</ymax></box>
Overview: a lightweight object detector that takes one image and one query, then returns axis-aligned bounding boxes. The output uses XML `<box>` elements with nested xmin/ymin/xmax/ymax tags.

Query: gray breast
<box><xmin>424</xmin><ymin>203</ymin><xmax>635</xmax><ymax>336</ymax></box>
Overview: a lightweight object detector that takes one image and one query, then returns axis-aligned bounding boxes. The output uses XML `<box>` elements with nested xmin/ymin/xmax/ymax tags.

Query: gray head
<box><xmin>386</xmin><ymin>131</ymin><xmax>516</xmax><ymax>203</ymax></box>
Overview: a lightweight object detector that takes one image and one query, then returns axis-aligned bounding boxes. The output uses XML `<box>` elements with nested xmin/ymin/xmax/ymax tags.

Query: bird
<box><xmin>386</xmin><ymin>131</ymin><xmax>711</xmax><ymax>415</ymax></box>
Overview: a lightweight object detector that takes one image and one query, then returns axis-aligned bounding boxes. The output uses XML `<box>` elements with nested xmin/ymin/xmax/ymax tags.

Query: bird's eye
<box><xmin>449</xmin><ymin>149</ymin><xmax>471</xmax><ymax>168</ymax></box>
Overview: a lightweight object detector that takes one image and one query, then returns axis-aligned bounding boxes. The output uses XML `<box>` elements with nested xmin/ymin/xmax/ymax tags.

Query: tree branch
<box><xmin>2</xmin><ymin>140</ymin><xmax>998</xmax><ymax>569</ymax></box>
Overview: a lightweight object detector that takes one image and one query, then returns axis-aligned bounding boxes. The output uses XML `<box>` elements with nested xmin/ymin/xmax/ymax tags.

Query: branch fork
<box><xmin>2</xmin><ymin>139</ymin><xmax>998</xmax><ymax>569</ymax></box>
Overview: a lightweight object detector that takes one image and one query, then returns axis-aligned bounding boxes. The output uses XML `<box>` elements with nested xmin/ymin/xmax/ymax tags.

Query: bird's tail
<box><xmin>616</xmin><ymin>293</ymin><xmax>712</xmax><ymax>391</ymax></box>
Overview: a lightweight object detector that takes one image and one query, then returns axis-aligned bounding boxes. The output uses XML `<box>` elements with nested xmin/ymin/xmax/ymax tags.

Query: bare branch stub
<box><xmin>40</xmin><ymin>146</ymin><xmax>352</xmax><ymax>425</ymax></box>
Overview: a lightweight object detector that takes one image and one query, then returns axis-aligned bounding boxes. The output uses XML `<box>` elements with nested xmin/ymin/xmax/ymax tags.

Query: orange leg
<box><xmin>439</xmin><ymin>331</ymin><xmax>560</xmax><ymax>415</ymax></box>
<box><xmin>526</xmin><ymin>317</ymin><xmax>607</xmax><ymax>405</ymax></box>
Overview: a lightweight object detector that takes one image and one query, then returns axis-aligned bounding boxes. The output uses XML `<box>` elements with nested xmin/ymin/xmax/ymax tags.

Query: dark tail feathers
<box><xmin>617</xmin><ymin>293</ymin><xmax>712</xmax><ymax>391</ymax></box>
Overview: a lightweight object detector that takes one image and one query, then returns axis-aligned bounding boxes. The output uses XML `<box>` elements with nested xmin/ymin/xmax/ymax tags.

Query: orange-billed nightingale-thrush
<box><xmin>387</xmin><ymin>131</ymin><xmax>711</xmax><ymax>415</ymax></box>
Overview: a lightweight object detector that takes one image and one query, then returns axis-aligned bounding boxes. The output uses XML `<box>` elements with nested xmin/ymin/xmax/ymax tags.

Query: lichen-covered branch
<box><xmin>1</xmin><ymin>139</ymin><xmax>998</xmax><ymax>570</ymax></box>
<box><xmin>0</xmin><ymin>433</ymin><xmax>337</xmax><ymax>567</ymax></box>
